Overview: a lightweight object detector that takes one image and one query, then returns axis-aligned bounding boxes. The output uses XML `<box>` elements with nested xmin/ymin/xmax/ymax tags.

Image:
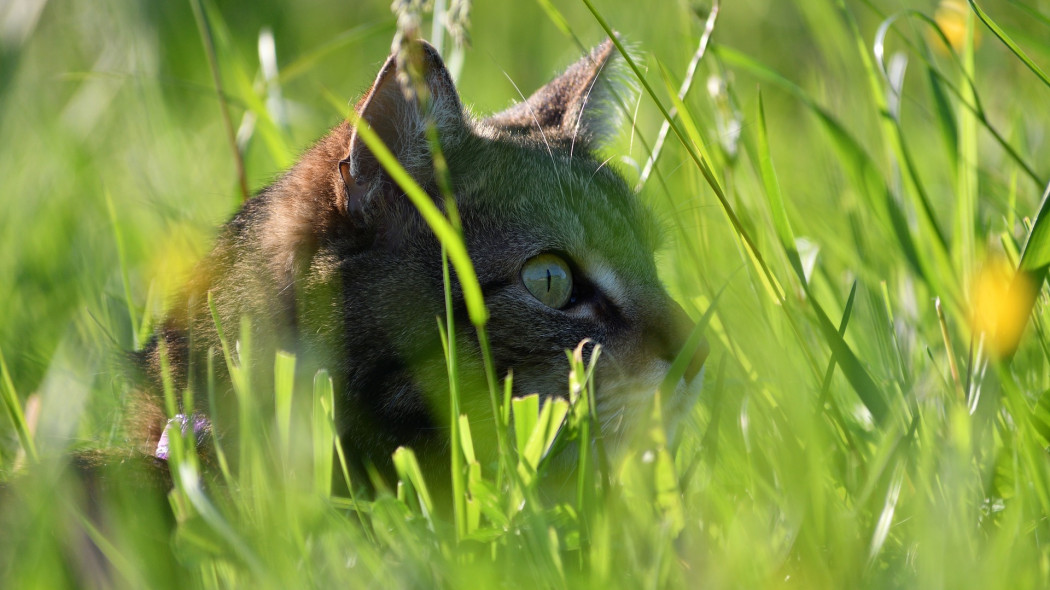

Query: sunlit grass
<box><xmin>3</xmin><ymin>0</ymin><xmax>1050</xmax><ymax>587</ymax></box>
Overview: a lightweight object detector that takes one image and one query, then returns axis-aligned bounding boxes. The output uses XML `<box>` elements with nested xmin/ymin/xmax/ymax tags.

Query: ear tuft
<box><xmin>485</xmin><ymin>39</ymin><xmax>637</xmax><ymax>148</ymax></box>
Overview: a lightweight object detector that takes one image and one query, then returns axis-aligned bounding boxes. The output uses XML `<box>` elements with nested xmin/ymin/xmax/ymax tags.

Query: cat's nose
<box><xmin>654</xmin><ymin>300</ymin><xmax>709</xmax><ymax>383</ymax></box>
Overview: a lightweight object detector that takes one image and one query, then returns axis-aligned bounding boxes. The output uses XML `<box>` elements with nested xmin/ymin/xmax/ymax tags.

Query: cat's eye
<box><xmin>521</xmin><ymin>254</ymin><xmax>574</xmax><ymax>309</ymax></box>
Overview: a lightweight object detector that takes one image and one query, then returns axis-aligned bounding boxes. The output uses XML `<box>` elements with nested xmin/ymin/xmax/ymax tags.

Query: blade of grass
<box><xmin>349</xmin><ymin>114</ymin><xmax>486</xmax><ymax>326</ymax></box>
<box><xmin>755</xmin><ymin>91</ymin><xmax>804</xmax><ymax>281</ymax></box>
<box><xmin>839</xmin><ymin>1</ymin><xmax>959</xmax><ymax>304</ymax></box>
<box><xmin>818</xmin><ymin>281</ymin><xmax>859</xmax><ymax>407</ymax></box>
<box><xmin>1004</xmin><ymin>181</ymin><xmax>1050</xmax><ymax>358</ymax></box>
<box><xmin>311</xmin><ymin>369</ymin><xmax>334</xmax><ymax>496</ymax></box>
<box><xmin>968</xmin><ymin>0</ymin><xmax>1050</xmax><ymax>89</ymax></box>
<box><xmin>880</xmin><ymin>281</ymin><xmax>910</xmax><ymax>386</ymax></box>
<box><xmin>533</xmin><ymin>0</ymin><xmax>578</xmax><ymax>44</ymax></box>
<box><xmin>105</xmin><ymin>190</ymin><xmax>140</xmax><ymax>349</ymax></box>
<box><xmin>277</xmin><ymin>21</ymin><xmax>395</xmax><ymax>85</ymax></box>
<box><xmin>206</xmin><ymin>349</ymin><xmax>234</xmax><ymax>486</ymax></box>
<box><xmin>744</xmin><ymin>78</ymin><xmax>891</xmax><ymax>423</ymax></box>
<box><xmin>582</xmin><ymin>0</ymin><xmax>783</xmax><ymax>305</ymax></box>
<box><xmin>659</xmin><ymin>282</ymin><xmax>724</xmax><ymax>398</ymax></box>
<box><xmin>567</xmin><ymin>342</ymin><xmax>593</xmax><ymax>529</ymax></box>
<box><xmin>1018</xmin><ymin>181</ymin><xmax>1050</xmax><ymax>273</ymax></box>
<box><xmin>637</xmin><ymin>1</ymin><xmax>720</xmax><ymax>191</ymax></box>
<box><xmin>352</xmin><ymin>111</ymin><xmax>517</xmax><ymax>478</ymax></box>
<box><xmin>936</xmin><ymin>297</ymin><xmax>966</xmax><ymax>402</ymax></box>
<box><xmin>198</xmin><ymin>0</ymin><xmax>294</xmax><ymax>169</ymax></box>
<box><xmin>392</xmin><ymin>447</ymin><xmax>436</xmax><ymax>529</ymax></box>
<box><xmin>332</xmin><ymin>434</ymin><xmax>376</xmax><ymax>545</ymax></box>
<box><xmin>955</xmin><ymin>4</ymin><xmax>979</xmax><ymax>292</ymax></box>
<box><xmin>659</xmin><ymin>60</ymin><xmax>784</xmax><ymax>303</ymax></box>
<box><xmin>874</xmin><ymin>10</ymin><xmax>1042</xmax><ymax>189</ymax></box>
<box><xmin>714</xmin><ymin>45</ymin><xmax>930</xmax><ymax>286</ymax></box>
<box><xmin>189</xmin><ymin>0</ymin><xmax>249</xmax><ymax>201</ymax></box>
<box><xmin>0</xmin><ymin>346</ymin><xmax>36</xmax><ymax>462</ymax></box>
<box><xmin>874</xmin><ymin>10</ymin><xmax>980</xmax><ymax>289</ymax></box>
<box><xmin>274</xmin><ymin>350</ymin><xmax>295</xmax><ymax>460</ymax></box>
<box><xmin>438</xmin><ymin>247</ymin><xmax>467</xmax><ymax>540</ymax></box>
<box><xmin>177</xmin><ymin>463</ymin><xmax>266</xmax><ymax>576</ymax></box>
<box><xmin>74</xmin><ymin>513</ymin><xmax>148</xmax><ymax>587</ymax></box>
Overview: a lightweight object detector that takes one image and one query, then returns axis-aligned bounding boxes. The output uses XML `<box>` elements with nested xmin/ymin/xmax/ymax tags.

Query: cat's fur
<box><xmin>134</xmin><ymin>39</ymin><xmax>707</xmax><ymax>482</ymax></box>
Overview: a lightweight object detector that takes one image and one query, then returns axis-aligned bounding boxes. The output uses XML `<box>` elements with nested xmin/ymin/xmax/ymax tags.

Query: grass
<box><xmin>3</xmin><ymin>0</ymin><xmax>1050</xmax><ymax>587</ymax></box>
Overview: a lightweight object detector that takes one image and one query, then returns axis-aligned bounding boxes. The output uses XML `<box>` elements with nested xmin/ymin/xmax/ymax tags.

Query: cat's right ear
<box><xmin>485</xmin><ymin>39</ymin><xmax>633</xmax><ymax>148</ymax></box>
<box><xmin>338</xmin><ymin>41</ymin><xmax>466</xmax><ymax>224</ymax></box>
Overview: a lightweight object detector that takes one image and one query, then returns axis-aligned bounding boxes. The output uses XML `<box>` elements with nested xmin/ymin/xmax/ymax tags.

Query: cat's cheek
<box><xmin>592</xmin><ymin>360</ymin><xmax>664</xmax><ymax>429</ymax></box>
<box><xmin>664</xmin><ymin>366</ymin><xmax>704</xmax><ymax>443</ymax></box>
<box><xmin>591</xmin><ymin>356</ymin><xmax>704</xmax><ymax>446</ymax></box>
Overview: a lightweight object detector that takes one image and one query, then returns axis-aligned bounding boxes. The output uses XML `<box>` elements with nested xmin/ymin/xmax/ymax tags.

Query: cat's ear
<box><xmin>338</xmin><ymin>40</ymin><xmax>465</xmax><ymax>220</ymax></box>
<box><xmin>485</xmin><ymin>39</ymin><xmax>631</xmax><ymax>147</ymax></box>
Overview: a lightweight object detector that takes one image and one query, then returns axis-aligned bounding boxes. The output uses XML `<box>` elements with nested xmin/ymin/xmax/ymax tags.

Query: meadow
<box><xmin>3</xmin><ymin>0</ymin><xmax>1050</xmax><ymax>587</ymax></box>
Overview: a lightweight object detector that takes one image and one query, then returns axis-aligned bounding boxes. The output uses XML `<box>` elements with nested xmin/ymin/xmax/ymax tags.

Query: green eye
<box><xmin>521</xmin><ymin>253</ymin><xmax>574</xmax><ymax>309</ymax></box>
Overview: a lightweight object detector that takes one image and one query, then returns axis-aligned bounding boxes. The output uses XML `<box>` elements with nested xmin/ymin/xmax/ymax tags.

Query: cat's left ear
<box><xmin>485</xmin><ymin>39</ymin><xmax>632</xmax><ymax>147</ymax></box>
<box><xmin>338</xmin><ymin>40</ymin><xmax>466</xmax><ymax>221</ymax></box>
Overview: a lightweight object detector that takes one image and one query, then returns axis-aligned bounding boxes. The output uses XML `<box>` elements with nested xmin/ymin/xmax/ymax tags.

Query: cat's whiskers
<box><xmin>499</xmin><ymin>70</ymin><xmax>563</xmax><ymax>190</ymax></box>
<box><xmin>600</xmin><ymin>406</ymin><xmax>625</xmax><ymax>433</ymax></box>
<box><xmin>591</xmin><ymin>345</ymin><xmax>629</xmax><ymax>381</ymax></box>
<box><xmin>568</xmin><ymin>55</ymin><xmax>611</xmax><ymax>164</ymax></box>
<box><xmin>601</xmin><ymin>408</ymin><xmax>629</xmax><ymax>452</ymax></box>
<box><xmin>276</xmin><ymin>279</ymin><xmax>297</xmax><ymax>298</ymax></box>
<box><xmin>591</xmin><ymin>156</ymin><xmax>615</xmax><ymax>180</ymax></box>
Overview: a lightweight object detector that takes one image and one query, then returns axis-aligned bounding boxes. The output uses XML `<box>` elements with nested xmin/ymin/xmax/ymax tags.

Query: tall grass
<box><xmin>2</xmin><ymin>0</ymin><xmax>1050</xmax><ymax>587</ymax></box>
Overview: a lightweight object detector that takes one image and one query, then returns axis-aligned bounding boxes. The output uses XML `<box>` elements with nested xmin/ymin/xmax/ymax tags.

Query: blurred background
<box><xmin>4</xmin><ymin>0</ymin><xmax>1050</xmax><ymax>586</ymax></box>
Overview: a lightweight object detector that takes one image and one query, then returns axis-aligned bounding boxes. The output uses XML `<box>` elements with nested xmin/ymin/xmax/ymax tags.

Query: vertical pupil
<box><xmin>546</xmin><ymin>268</ymin><xmax>552</xmax><ymax>292</ymax></box>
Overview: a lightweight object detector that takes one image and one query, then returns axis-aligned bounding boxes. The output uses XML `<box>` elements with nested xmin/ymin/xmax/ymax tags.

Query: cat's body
<box><xmin>133</xmin><ymin>39</ymin><xmax>707</xmax><ymax>482</ymax></box>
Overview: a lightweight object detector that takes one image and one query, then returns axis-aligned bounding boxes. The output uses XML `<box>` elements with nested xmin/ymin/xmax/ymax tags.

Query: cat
<box><xmin>129</xmin><ymin>37</ymin><xmax>709</xmax><ymax>486</ymax></box>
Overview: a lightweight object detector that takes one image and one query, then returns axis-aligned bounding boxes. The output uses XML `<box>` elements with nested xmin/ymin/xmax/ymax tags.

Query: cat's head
<box><xmin>327</xmin><ymin>40</ymin><xmax>706</xmax><ymax>458</ymax></box>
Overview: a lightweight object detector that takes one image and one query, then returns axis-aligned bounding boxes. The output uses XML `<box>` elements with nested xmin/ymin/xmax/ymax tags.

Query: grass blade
<box><xmin>755</xmin><ymin>91</ymin><xmax>804</xmax><ymax>281</ymax></box>
<box><xmin>311</xmin><ymin>370</ymin><xmax>334</xmax><ymax>496</ymax></box>
<box><xmin>967</xmin><ymin>0</ymin><xmax>1050</xmax><ymax>89</ymax></box>
<box><xmin>189</xmin><ymin>0</ymin><xmax>249</xmax><ymax>201</ymax></box>
<box><xmin>0</xmin><ymin>347</ymin><xmax>36</xmax><ymax>463</ymax></box>
<box><xmin>583</xmin><ymin>0</ymin><xmax>783</xmax><ymax>304</ymax></box>
<box><xmin>349</xmin><ymin>115</ymin><xmax>486</xmax><ymax>326</ymax></box>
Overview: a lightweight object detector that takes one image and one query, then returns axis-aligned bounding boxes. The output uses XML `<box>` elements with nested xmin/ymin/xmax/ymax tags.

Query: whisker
<box><xmin>569</xmin><ymin>50</ymin><xmax>613</xmax><ymax>164</ymax></box>
<box><xmin>592</xmin><ymin>155</ymin><xmax>614</xmax><ymax>180</ymax></box>
<box><xmin>500</xmin><ymin>70</ymin><xmax>561</xmax><ymax>184</ymax></box>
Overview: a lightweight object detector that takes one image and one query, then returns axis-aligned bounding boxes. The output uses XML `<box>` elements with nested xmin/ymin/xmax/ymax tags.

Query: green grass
<box><xmin>3</xmin><ymin>0</ymin><xmax>1050</xmax><ymax>587</ymax></box>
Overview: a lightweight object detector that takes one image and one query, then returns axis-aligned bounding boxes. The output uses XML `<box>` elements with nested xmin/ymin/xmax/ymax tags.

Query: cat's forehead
<box><xmin>454</xmin><ymin>135</ymin><xmax>663</xmax><ymax>276</ymax></box>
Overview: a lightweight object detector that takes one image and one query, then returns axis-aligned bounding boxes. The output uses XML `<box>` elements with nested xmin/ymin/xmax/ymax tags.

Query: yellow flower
<box><xmin>971</xmin><ymin>255</ymin><xmax>1036</xmax><ymax>358</ymax></box>
<box><xmin>932</xmin><ymin>0</ymin><xmax>980</xmax><ymax>54</ymax></box>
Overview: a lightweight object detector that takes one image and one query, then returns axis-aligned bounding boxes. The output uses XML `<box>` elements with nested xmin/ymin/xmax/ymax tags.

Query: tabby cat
<box><xmin>133</xmin><ymin>38</ymin><xmax>707</xmax><ymax>484</ymax></box>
